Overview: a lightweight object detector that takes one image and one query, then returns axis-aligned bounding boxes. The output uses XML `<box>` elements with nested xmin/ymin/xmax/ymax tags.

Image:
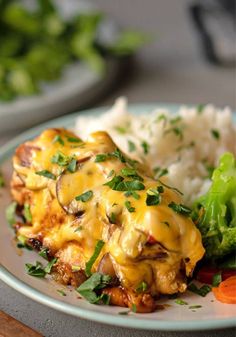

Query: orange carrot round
<box><xmin>212</xmin><ymin>276</ymin><xmax>236</xmax><ymax>304</ymax></box>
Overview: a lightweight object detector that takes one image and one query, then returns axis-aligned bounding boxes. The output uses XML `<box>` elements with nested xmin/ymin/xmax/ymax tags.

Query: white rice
<box><xmin>75</xmin><ymin>97</ymin><xmax>236</xmax><ymax>205</ymax></box>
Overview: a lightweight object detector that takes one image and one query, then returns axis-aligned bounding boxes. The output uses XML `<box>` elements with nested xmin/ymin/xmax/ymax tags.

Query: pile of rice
<box><xmin>75</xmin><ymin>98</ymin><xmax>236</xmax><ymax>205</ymax></box>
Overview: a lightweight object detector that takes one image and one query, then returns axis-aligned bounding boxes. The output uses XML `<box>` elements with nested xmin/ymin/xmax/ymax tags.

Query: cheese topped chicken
<box><xmin>11</xmin><ymin>128</ymin><xmax>205</xmax><ymax>312</ymax></box>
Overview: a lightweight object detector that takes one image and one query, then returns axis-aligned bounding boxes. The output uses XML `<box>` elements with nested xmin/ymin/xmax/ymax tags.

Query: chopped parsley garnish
<box><xmin>157</xmin><ymin>180</ymin><xmax>183</xmax><ymax>195</ymax></box>
<box><xmin>39</xmin><ymin>247</ymin><xmax>49</xmax><ymax>260</ymax></box>
<box><xmin>157</xmin><ymin>185</ymin><xmax>164</xmax><ymax>193</ymax></box>
<box><xmin>104</xmin><ymin>175</ymin><xmax>145</xmax><ymax>191</ymax></box>
<box><xmin>189</xmin><ymin>305</ymin><xmax>202</xmax><ymax>309</ymax></box>
<box><xmin>141</xmin><ymin>141</ymin><xmax>150</xmax><ymax>155</ymax></box>
<box><xmin>155</xmin><ymin>168</ymin><xmax>168</xmax><ymax>178</ymax></box>
<box><xmin>114</xmin><ymin>126</ymin><xmax>127</xmax><ymax>134</ymax></box>
<box><xmin>124</xmin><ymin>200</ymin><xmax>135</xmax><ymax>212</ymax></box>
<box><xmin>6</xmin><ymin>201</ymin><xmax>17</xmax><ymax>226</ymax></box>
<box><xmin>175</xmin><ymin>299</ymin><xmax>188</xmax><ymax>305</ymax></box>
<box><xmin>52</xmin><ymin>135</ymin><xmax>64</xmax><ymax>146</ymax></box>
<box><xmin>17</xmin><ymin>235</ymin><xmax>33</xmax><ymax>250</ymax></box>
<box><xmin>156</xmin><ymin>114</ymin><xmax>167</xmax><ymax>123</ymax></box>
<box><xmin>188</xmin><ymin>283</ymin><xmax>211</xmax><ymax>297</ymax></box>
<box><xmin>74</xmin><ymin>226</ymin><xmax>83</xmax><ymax>232</ymax></box>
<box><xmin>107</xmin><ymin>169</ymin><xmax>115</xmax><ymax>178</ymax></box>
<box><xmin>168</xmin><ymin>202</ymin><xmax>191</xmax><ymax>216</ymax></box>
<box><xmin>95</xmin><ymin>148</ymin><xmax>136</xmax><ymax>167</ymax></box>
<box><xmin>211</xmin><ymin>129</ymin><xmax>220</xmax><ymax>140</ymax></box>
<box><xmin>128</xmin><ymin>140</ymin><xmax>136</xmax><ymax>152</ymax></box>
<box><xmin>0</xmin><ymin>171</ymin><xmax>4</xmax><ymax>187</ymax></box>
<box><xmin>23</xmin><ymin>203</ymin><xmax>32</xmax><ymax>223</ymax></box>
<box><xmin>67</xmin><ymin>158</ymin><xmax>77</xmax><ymax>173</ymax></box>
<box><xmin>57</xmin><ymin>289</ymin><xmax>66</xmax><ymax>296</ymax></box>
<box><xmin>77</xmin><ymin>272</ymin><xmax>111</xmax><ymax>304</ymax></box>
<box><xmin>95</xmin><ymin>154</ymin><xmax>108</xmax><ymax>162</ymax></box>
<box><xmin>111</xmin><ymin>148</ymin><xmax>126</xmax><ymax>163</ymax></box>
<box><xmin>44</xmin><ymin>257</ymin><xmax>57</xmax><ymax>274</ymax></box>
<box><xmin>121</xmin><ymin>168</ymin><xmax>143</xmax><ymax>181</ymax></box>
<box><xmin>197</xmin><ymin>104</ymin><xmax>205</xmax><ymax>114</ymax></box>
<box><xmin>146</xmin><ymin>188</ymin><xmax>161</xmax><ymax>206</ymax></box>
<box><xmin>109</xmin><ymin>212</ymin><xmax>117</xmax><ymax>224</ymax></box>
<box><xmin>35</xmin><ymin>170</ymin><xmax>56</xmax><ymax>180</ymax></box>
<box><xmin>164</xmin><ymin>126</ymin><xmax>183</xmax><ymax>140</ymax></box>
<box><xmin>51</xmin><ymin>151</ymin><xmax>70</xmax><ymax>166</ymax></box>
<box><xmin>75</xmin><ymin>190</ymin><xmax>93</xmax><ymax>202</ymax></box>
<box><xmin>212</xmin><ymin>273</ymin><xmax>222</xmax><ymax>287</ymax></box>
<box><xmin>131</xmin><ymin>303</ymin><xmax>137</xmax><ymax>313</ymax></box>
<box><xmin>124</xmin><ymin>191</ymin><xmax>140</xmax><ymax>200</ymax></box>
<box><xmin>136</xmin><ymin>281</ymin><xmax>148</xmax><ymax>293</ymax></box>
<box><xmin>85</xmin><ymin>240</ymin><xmax>105</xmax><ymax>277</ymax></box>
<box><xmin>66</xmin><ymin>136</ymin><xmax>83</xmax><ymax>143</ymax></box>
<box><xmin>25</xmin><ymin>261</ymin><xmax>46</xmax><ymax>278</ymax></box>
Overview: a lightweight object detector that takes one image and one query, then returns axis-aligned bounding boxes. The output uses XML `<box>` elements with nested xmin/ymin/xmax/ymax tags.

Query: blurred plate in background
<box><xmin>0</xmin><ymin>0</ymin><xmax>124</xmax><ymax>134</ymax></box>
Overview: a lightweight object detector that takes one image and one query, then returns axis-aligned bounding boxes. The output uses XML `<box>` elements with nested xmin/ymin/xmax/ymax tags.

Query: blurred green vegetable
<box><xmin>0</xmin><ymin>0</ymin><xmax>148</xmax><ymax>102</ymax></box>
<box><xmin>194</xmin><ymin>152</ymin><xmax>236</xmax><ymax>260</ymax></box>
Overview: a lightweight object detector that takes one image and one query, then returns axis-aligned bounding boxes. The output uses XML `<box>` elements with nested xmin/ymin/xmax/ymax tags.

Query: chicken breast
<box><xmin>11</xmin><ymin>128</ymin><xmax>205</xmax><ymax>312</ymax></box>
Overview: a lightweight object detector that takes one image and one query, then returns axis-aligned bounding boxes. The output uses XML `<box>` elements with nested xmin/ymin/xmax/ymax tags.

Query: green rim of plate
<box><xmin>0</xmin><ymin>103</ymin><xmax>235</xmax><ymax>331</ymax></box>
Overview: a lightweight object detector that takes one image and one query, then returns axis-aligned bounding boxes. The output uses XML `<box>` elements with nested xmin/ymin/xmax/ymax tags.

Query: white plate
<box><xmin>0</xmin><ymin>104</ymin><xmax>236</xmax><ymax>331</ymax></box>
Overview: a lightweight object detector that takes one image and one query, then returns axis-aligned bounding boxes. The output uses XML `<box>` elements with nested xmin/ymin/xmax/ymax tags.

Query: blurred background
<box><xmin>0</xmin><ymin>0</ymin><xmax>235</xmax><ymax>138</ymax></box>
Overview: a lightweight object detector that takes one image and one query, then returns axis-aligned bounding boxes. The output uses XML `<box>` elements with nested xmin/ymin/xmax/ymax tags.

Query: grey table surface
<box><xmin>0</xmin><ymin>0</ymin><xmax>236</xmax><ymax>336</ymax></box>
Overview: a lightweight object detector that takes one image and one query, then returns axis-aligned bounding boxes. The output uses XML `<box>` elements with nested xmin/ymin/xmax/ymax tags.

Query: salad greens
<box><xmin>0</xmin><ymin>0</ymin><xmax>147</xmax><ymax>102</ymax></box>
<box><xmin>194</xmin><ymin>152</ymin><xmax>236</xmax><ymax>260</ymax></box>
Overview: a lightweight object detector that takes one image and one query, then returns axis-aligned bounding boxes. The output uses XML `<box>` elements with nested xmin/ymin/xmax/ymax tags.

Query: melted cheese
<box><xmin>13</xmin><ymin>128</ymin><xmax>205</xmax><ymax>295</ymax></box>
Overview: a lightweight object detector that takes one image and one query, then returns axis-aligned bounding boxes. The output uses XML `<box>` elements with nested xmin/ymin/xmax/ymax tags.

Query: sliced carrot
<box><xmin>212</xmin><ymin>276</ymin><xmax>236</xmax><ymax>304</ymax></box>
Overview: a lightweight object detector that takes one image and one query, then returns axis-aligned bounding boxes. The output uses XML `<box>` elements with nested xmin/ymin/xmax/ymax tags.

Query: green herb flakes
<box><xmin>23</xmin><ymin>203</ymin><xmax>32</xmax><ymax>223</ymax></box>
<box><xmin>168</xmin><ymin>202</ymin><xmax>191</xmax><ymax>216</ymax></box>
<box><xmin>136</xmin><ymin>281</ymin><xmax>148</xmax><ymax>293</ymax></box>
<box><xmin>17</xmin><ymin>235</ymin><xmax>33</xmax><ymax>250</ymax></box>
<box><xmin>104</xmin><ymin>175</ymin><xmax>145</xmax><ymax>191</ymax></box>
<box><xmin>67</xmin><ymin>158</ymin><xmax>77</xmax><ymax>173</ymax></box>
<box><xmin>75</xmin><ymin>190</ymin><xmax>93</xmax><ymax>202</ymax></box>
<box><xmin>128</xmin><ymin>140</ymin><xmax>136</xmax><ymax>152</ymax></box>
<box><xmin>39</xmin><ymin>248</ymin><xmax>49</xmax><ymax>260</ymax></box>
<box><xmin>74</xmin><ymin>226</ymin><xmax>83</xmax><ymax>232</ymax></box>
<box><xmin>187</xmin><ymin>283</ymin><xmax>211</xmax><ymax>297</ymax></box>
<box><xmin>124</xmin><ymin>191</ymin><xmax>140</xmax><ymax>200</ymax></box>
<box><xmin>0</xmin><ymin>171</ymin><xmax>5</xmax><ymax>187</ymax></box>
<box><xmin>175</xmin><ymin>299</ymin><xmax>188</xmax><ymax>305</ymax></box>
<box><xmin>85</xmin><ymin>240</ymin><xmax>105</xmax><ymax>277</ymax></box>
<box><xmin>52</xmin><ymin>135</ymin><xmax>64</xmax><ymax>146</ymax></box>
<box><xmin>197</xmin><ymin>104</ymin><xmax>205</xmax><ymax>114</ymax></box>
<box><xmin>146</xmin><ymin>188</ymin><xmax>161</xmax><ymax>206</ymax></box>
<box><xmin>211</xmin><ymin>129</ymin><xmax>220</xmax><ymax>140</ymax></box>
<box><xmin>95</xmin><ymin>154</ymin><xmax>108</xmax><ymax>162</ymax></box>
<box><xmin>131</xmin><ymin>303</ymin><xmax>137</xmax><ymax>313</ymax></box>
<box><xmin>124</xmin><ymin>200</ymin><xmax>135</xmax><ymax>213</ymax></box>
<box><xmin>66</xmin><ymin>136</ymin><xmax>83</xmax><ymax>143</ymax></box>
<box><xmin>44</xmin><ymin>257</ymin><xmax>57</xmax><ymax>274</ymax></box>
<box><xmin>35</xmin><ymin>170</ymin><xmax>56</xmax><ymax>180</ymax></box>
<box><xmin>57</xmin><ymin>289</ymin><xmax>66</xmax><ymax>296</ymax></box>
<box><xmin>212</xmin><ymin>273</ymin><xmax>222</xmax><ymax>287</ymax></box>
<box><xmin>114</xmin><ymin>126</ymin><xmax>127</xmax><ymax>134</ymax></box>
<box><xmin>77</xmin><ymin>272</ymin><xmax>111</xmax><ymax>304</ymax></box>
<box><xmin>6</xmin><ymin>201</ymin><xmax>17</xmax><ymax>226</ymax></box>
<box><xmin>25</xmin><ymin>261</ymin><xmax>46</xmax><ymax>278</ymax></box>
<box><xmin>189</xmin><ymin>305</ymin><xmax>202</xmax><ymax>309</ymax></box>
<box><xmin>141</xmin><ymin>141</ymin><xmax>150</xmax><ymax>155</ymax></box>
<box><xmin>51</xmin><ymin>151</ymin><xmax>70</xmax><ymax>166</ymax></box>
<box><xmin>109</xmin><ymin>212</ymin><xmax>117</xmax><ymax>224</ymax></box>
